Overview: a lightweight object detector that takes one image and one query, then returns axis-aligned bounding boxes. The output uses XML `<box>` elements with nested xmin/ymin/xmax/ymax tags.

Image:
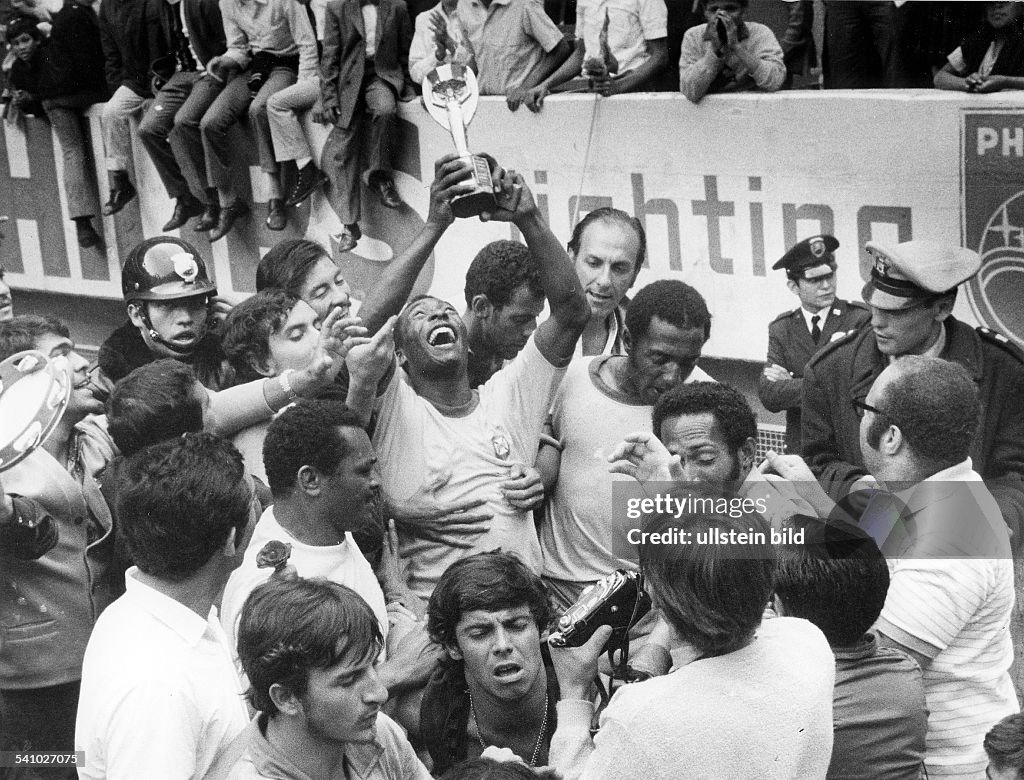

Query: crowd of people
<box><xmin>3</xmin><ymin>0</ymin><xmax>1024</xmax><ymax>246</ymax></box>
<box><xmin>0</xmin><ymin>138</ymin><xmax>1023</xmax><ymax>779</ymax></box>
<box><xmin>3</xmin><ymin>0</ymin><xmax>1024</xmax><ymax>779</ymax></box>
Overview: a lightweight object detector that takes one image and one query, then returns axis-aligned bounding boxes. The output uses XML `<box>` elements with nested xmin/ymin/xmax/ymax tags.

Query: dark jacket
<box><xmin>8</xmin><ymin>47</ymin><xmax>47</xmax><ymax>116</ymax></box>
<box><xmin>757</xmin><ymin>299</ymin><xmax>869</xmax><ymax>455</ymax></box>
<box><xmin>960</xmin><ymin>21</ymin><xmax>1024</xmax><ymax>76</ymax></box>
<box><xmin>320</xmin><ymin>0</ymin><xmax>412</xmax><ymax>128</ymax></box>
<box><xmin>801</xmin><ymin>316</ymin><xmax>1024</xmax><ymax>544</ymax></box>
<box><xmin>183</xmin><ymin>0</ymin><xmax>227</xmax><ymax>68</ymax></box>
<box><xmin>98</xmin><ymin>0</ymin><xmax>175</xmax><ymax>96</ymax></box>
<box><xmin>42</xmin><ymin>1</ymin><xmax>109</xmax><ymax>99</ymax></box>
<box><xmin>98</xmin><ymin>320</ymin><xmax>232</xmax><ymax>391</ymax></box>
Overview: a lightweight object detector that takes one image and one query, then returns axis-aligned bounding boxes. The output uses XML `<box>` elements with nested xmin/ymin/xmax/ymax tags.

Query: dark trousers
<box><xmin>138</xmin><ymin>71</ymin><xmax>225</xmax><ymax>201</ymax></box>
<box><xmin>322</xmin><ymin>66</ymin><xmax>397</xmax><ymax>225</ymax></box>
<box><xmin>823</xmin><ymin>0</ymin><xmax>914</xmax><ymax>89</ymax></box>
<box><xmin>0</xmin><ymin>681</ymin><xmax>79</xmax><ymax>780</ymax></box>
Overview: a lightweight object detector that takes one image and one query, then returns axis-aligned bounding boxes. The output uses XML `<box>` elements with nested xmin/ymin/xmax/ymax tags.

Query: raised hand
<box><xmin>607</xmin><ymin>431</ymin><xmax>680</xmax><ymax>482</ymax></box>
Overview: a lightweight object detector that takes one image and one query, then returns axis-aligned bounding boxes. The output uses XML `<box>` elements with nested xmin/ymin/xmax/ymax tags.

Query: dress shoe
<box><xmin>334</xmin><ymin>223</ymin><xmax>361</xmax><ymax>257</ymax></box>
<box><xmin>266</xmin><ymin>198</ymin><xmax>287</xmax><ymax>230</ymax></box>
<box><xmin>193</xmin><ymin>203</ymin><xmax>220</xmax><ymax>232</ymax></box>
<box><xmin>370</xmin><ymin>174</ymin><xmax>402</xmax><ymax>209</ymax></box>
<box><xmin>162</xmin><ymin>197</ymin><xmax>204</xmax><ymax>231</ymax></box>
<box><xmin>208</xmin><ymin>201</ymin><xmax>249</xmax><ymax>242</ymax></box>
<box><xmin>102</xmin><ymin>179</ymin><xmax>137</xmax><ymax>216</ymax></box>
<box><xmin>76</xmin><ymin>221</ymin><xmax>103</xmax><ymax>249</ymax></box>
<box><xmin>285</xmin><ymin>163</ymin><xmax>328</xmax><ymax>207</ymax></box>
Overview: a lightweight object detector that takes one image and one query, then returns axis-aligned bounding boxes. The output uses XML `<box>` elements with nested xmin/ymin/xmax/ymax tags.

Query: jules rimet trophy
<box><xmin>423</xmin><ymin>63</ymin><xmax>496</xmax><ymax>218</ymax></box>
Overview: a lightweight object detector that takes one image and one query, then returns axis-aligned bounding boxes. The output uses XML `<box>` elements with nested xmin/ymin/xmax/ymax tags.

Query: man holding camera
<box><xmin>548</xmin><ymin>509</ymin><xmax>835</xmax><ymax>779</ymax></box>
<box><xmin>678</xmin><ymin>0</ymin><xmax>785</xmax><ymax>103</ymax></box>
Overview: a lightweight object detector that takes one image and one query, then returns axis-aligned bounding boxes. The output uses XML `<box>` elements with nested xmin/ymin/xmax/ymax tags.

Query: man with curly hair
<box><xmin>461</xmin><ymin>240</ymin><xmax>545</xmax><ymax>389</ymax></box>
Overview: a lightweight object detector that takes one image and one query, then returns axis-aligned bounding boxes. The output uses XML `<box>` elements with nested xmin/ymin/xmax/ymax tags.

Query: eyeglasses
<box><xmin>851</xmin><ymin>398</ymin><xmax>886</xmax><ymax>419</ymax></box>
<box><xmin>852</xmin><ymin>399</ymin><xmax>883</xmax><ymax>418</ymax></box>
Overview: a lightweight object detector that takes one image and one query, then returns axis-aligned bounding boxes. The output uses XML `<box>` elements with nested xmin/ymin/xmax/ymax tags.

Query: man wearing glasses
<box><xmin>800</xmin><ymin>239</ymin><xmax>1024</xmax><ymax>546</ymax></box>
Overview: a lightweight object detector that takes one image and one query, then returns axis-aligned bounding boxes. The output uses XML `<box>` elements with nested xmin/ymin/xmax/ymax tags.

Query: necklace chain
<box><xmin>468</xmin><ymin>688</ymin><xmax>550</xmax><ymax>768</ymax></box>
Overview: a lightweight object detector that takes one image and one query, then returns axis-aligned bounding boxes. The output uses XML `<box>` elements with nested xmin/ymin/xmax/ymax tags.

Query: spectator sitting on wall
<box><xmin>409</xmin><ymin>0</ymin><xmax>468</xmax><ymax>87</ymax></box>
<box><xmin>518</xmin><ymin>0</ymin><xmax>669</xmax><ymax>111</ymax></box>
<box><xmin>37</xmin><ymin>0</ymin><xmax>108</xmax><ymax>249</ymax></box>
<box><xmin>678</xmin><ymin>0</ymin><xmax>785</xmax><ymax>103</ymax></box>
<box><xmin>319</xmin><ymin>0</ymin><xmax>415</xmax><ymax>253</ymax></box>
<box><xmin>5</xmin><ymin>17</ymin><xmax>47</xmax><ymax>119</ymax></box>
<box><xmin>934</xmin><ymin>1</ymin><xmax>1024</xmax><ymax>93</ymax></box>
<box><xmin>455</xmin><ymin>0</ymin><xmax>572</xmax><ymax>109</ymax></box>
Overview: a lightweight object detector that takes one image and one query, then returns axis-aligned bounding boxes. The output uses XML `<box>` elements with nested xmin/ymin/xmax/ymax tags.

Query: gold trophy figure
<box><xmin>423</xmin><ymin>63</ymin><xmax>496</xmax><ymax>218</ymax></box>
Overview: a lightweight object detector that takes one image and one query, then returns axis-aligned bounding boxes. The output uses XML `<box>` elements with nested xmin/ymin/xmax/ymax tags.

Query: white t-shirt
<box><xmin>220</xmin><ymin>506</ymin><xmax>389</xmax><ymax>661</ymax></box>
<box><xmin>541</xmin><ymin>355</ymin><xmax>712</xmax><ymax>583</ymax></box>
<box><xmin>576</xmin><ymin>0</ymin><xmax>667</xmax><ymax>76</ymax></box>
<box><xmin>373</xmin><ymin>335</ymin><xmax>565</xmax><ymax>596</ymax></box>
<box><xmin>876</xmin><ymin>460</ymin><xmax>1018</xmax><ymax>778</ymax></box>
<box><xmin>76</xmin><ymin>569</ymin><xmax>249</xmax><ymax>780</ymax></box>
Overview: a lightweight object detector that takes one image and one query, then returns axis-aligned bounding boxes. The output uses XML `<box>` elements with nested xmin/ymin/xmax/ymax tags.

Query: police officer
<box><xmin>97</xmin><ymin>236</ymin><xmax>231</xmax><ymax>390</ymax></box>
<box><xmin>801</xmin><ymin>239</ymin><xmax>1024</xmax><ymax>544</ymax></box>
<box><xmin>758</xmin><ymin>235</ymin><xmax>869</xmax><ymax>454</ymax></box>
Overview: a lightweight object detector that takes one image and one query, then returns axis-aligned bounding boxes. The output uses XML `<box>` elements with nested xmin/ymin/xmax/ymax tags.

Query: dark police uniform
<box><xmin>757</xmin><ymin>235</ymin><xmax>869</xmax><ymax>454</ymax></box>
<box><xmin>801</xmin><ymin>239</ymin><xmax>1024</xmax><ymax>545</ymax></box>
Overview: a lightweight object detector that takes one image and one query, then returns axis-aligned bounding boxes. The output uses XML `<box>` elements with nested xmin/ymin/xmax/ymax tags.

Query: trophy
<box><xmin>0</xmin><ymin>351</ymin><xmax>72</xmax><ymax>473</ymax></box>
<box><xmin>423</xmin><ymin>63</ymin><xmax>496</xmax><ymax>218</ymax></box>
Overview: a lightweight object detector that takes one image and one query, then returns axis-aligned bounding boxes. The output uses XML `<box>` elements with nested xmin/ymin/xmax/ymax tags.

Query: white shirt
<box><xmin>575</xmin><ymin>0</ymin><xmax>667</xmax><ymax>76</ymax></box>
<box><xmin>373</xmin><ymin>334</ymin><xmax>564</xmax><ymax>596</ymax></box>
<box><xmin>221</xmin><ymin>506</ymin><xmax>389</xmax><ymax>663</ymax></box>
<box><xmin>799</xmin><ymin>305</ymin><xmax>828</xmax><ymax>336</ymax></box>
<box><xmin>876</xmin><ymin>459</ymin><xmax>1018</xmax><ymax>777</ymax></box>
<box><xmin>362</xmin><ymin>4</ymin><xmax>378</xmax><ymax>58</ymax></box>
<box><xmin>75</xmin><ymin>569</ymin><xmax>248</xmax><ymax>780</ymax></box>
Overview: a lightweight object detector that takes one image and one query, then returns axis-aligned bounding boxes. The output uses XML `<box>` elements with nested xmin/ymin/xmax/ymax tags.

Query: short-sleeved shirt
<box><xmin>373</xmin><ymin>335</ymin><xmax>565</xmax><ymax>596</ymax></box>
<box><xmin>875</xmin><ymin>460</ymin><xmax>1018</xmax><ymax>778</ymax></box>
<box><xmin>220</xmin><ymin>506</ymin><xmax>389</xmax><ymax>662</ymax></box>
<box><xmin>457</xmin><ymin>0</ymin><xmax>564</xmax><ymax>94</ymax></box>
<box><xmin>575</xmin><ymin>0</ymin><xmax>666</xmax><ymax>76</ymax></box>
<box><xmin>948</xmin><ymin>42</ymin><xmax>1002</xmax><ymax>77</ymax></box>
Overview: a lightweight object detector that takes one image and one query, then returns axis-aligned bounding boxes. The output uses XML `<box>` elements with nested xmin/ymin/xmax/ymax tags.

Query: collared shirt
<box><xmin>220</xmin><ymin>0</ymin><xmax>319</xmax><ymax>79</ymax></box>
<box><xmin>799</xmin><ymin>305</ymin><xmax>828</xmax><ymax>336</ymax></box>
<box><xmin>76</xmin><ymin>569</ymin><xmax>249</xmax><ymax>780</ymax></box>
<box><xmin>456</xmin><ymin>0</ymin><xmax>564</xmax><ymax>94</ymax></box>
<box><xmin>225</xmin><ymin>712</ymin><xmax>432</xmax><ymax>779</ymax></box>
<box><xmin>575</xmin><ymin>0</ymin><xmax>667</xmax><ymax>76</ymax></box>
<box><xmin>362</xmin><ymin>4</ymin><xmax>378</xmax><ymax>57</ymax></box>
<box><xmin>876</xmin><ymin>459</ymin><xmax>1017</xmax><ymax>778</ymax></box>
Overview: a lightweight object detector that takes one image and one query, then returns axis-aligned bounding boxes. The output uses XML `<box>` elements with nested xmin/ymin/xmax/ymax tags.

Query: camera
<box><xmin>549</xmin><ymin>569</ymin><xmax>651</xmax><ymax>650</ymax></box>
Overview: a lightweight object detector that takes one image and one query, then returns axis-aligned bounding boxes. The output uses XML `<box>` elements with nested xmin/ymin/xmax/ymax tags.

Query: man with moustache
<box><xmin>538</xmin><ymin>279</ymin><xmax>713</xmax><ymax>611</ymax></box>
<box><xmin>801</xmin><ymin>240</ymin><xmax>1024</xmax><ymax>544</ymax></box>
<box><xmin>0</xmin><ymin>316</ymin><xmax>114</xmax><ymax>776</ymax></box>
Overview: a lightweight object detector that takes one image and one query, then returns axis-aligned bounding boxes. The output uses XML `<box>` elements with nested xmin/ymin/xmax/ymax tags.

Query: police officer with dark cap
<box><xmin>97</xmin><ymin>236</ymin><xmax>233</xmax><ymax>391</ymax></box>
<box><xmin>758</xmin><ymin>235</ymin><xmax>869</xmax><ymax>454</ymax></box>
<box><xmin>800</xmin><ymin>239</ymin><xmax>1024</xmax><ymax>545</ymax></box>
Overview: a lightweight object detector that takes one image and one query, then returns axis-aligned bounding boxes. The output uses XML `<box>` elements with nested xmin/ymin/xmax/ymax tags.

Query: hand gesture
<box><xmin>501</xmin><ymin>464</ymin><xmax>544</xmax><ymax>511</ymax></box>
<box><xmin>426</xmin><ymin>154</ymin><xmax>476</xmax><ymax>229</ymax></box>
<box><xmin>522</xmin><ymin>85</ymin><xmax>549</xmax><ymax>113</ymax></box>
<box><xmin>346</xmin><ymin>315</ymin><xmax>397</xmax><ymax>387</ymax></box>
<box><xmin>717</xmin><ymin>10</ymin><xmax>739</xmax><ymax>50</ymax></box>
<box><xmin>430</xmin><ymin>10</ymin><xmax>456</xmax><ymax>62</ymax></box>
<box><xmin>477</xmin><ymin>156</ymin><xmax>538</xmax><ymax>225</ymax></box>
<box><xmin>761</xmin><ymin>363</ymin><xmax>791</xmax><ymax>382</ymax></box>
<box><xmin>305</xmin><ymin>309</ymin><xmax>368</xmax><ymax>384</ymax></box>
<box><xmin>388</xmin><ymin>470</ymin><xmax>493</xmax><ymax>549</ymax></box>
<box><xmin>607</xmin><ymin>432</ymin><xmax>681</xmax><ymax>482</ymax></box>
